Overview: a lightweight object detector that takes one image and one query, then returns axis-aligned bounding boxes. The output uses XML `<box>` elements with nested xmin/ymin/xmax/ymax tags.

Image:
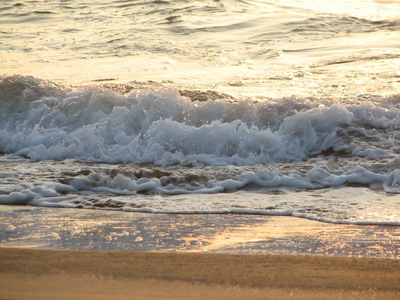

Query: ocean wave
<box><xmin>1</xmin><ymin>159</ymin><xmax>399</xmax><ymax>225</ymax></box>
<box><xmin>1</xmin><ymin>75</ymin><xmax>399</xmax><ymax>165</ymax></box>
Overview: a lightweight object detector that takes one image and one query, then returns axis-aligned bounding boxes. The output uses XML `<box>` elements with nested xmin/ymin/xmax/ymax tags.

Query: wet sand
<box><xmin>0</xmin><ymin>247</ymin><xmax>399</xmax><ymax>300</ymax></box>
<box><xmin>1</xmin><ymin>206</ymin><xmax>399</xmax><ymax>257</ymax></box>
<box><xmin>0</xmin><ymin>206</ymin><xmax>399</xmax><ymax>299</ymax></box>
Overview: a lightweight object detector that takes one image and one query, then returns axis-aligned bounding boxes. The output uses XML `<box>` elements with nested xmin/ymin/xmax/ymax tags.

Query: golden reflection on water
<box><xmin>191</xmin><ymin>216</ymin><xmax>343</xmax><ymax>252</ymax></box>
<box><xmin>275</xmin><ymin>0</ymin><xmax>400</xmax><ymax>20</ymax></box>
<box><xmin>1</xmin><ymin>0</ymin><xmax>399</xmax><ymax>98</ymax></box>
<box><xmin>1</xmin><ymin>206</ymin><xmax>398</xmax><ymax>258</ymax></box>
<box><xmin>195</xmin><ymin>218</ymin><xmax>399</xmax><ymax>257</ymax></box>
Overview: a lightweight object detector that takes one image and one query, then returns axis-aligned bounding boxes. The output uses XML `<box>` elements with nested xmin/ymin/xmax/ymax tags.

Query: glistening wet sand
<box><xmin>1</xmin><ymin>205</ymin><xmax>399</xmax><ymax>299</ymax></box>
<box><xmin>0</xmin><ymin>206</ymin><xmax>399</xmax><ymax>257</ymax></box>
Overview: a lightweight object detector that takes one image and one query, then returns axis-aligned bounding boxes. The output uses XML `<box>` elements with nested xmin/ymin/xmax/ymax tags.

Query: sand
<box><xmin>0</xmin><ymin>247</ymin><xmax>399</xmax><ymax>300</ymax></box>
<box><xmin>1</xmin><ymin>206</ymin><xmax>399</xmax><ymax>299</ymax></box>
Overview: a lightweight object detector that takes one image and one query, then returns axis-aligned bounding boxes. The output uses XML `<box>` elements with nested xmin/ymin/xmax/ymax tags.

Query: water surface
<box><xmin>1</xmin><ymin>0</ymin><xmax>400</xmax><ymax>227</ymax></box>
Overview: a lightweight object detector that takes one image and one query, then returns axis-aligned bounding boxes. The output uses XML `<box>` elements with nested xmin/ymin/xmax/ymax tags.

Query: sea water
<box><xmin>1</xmin><ymin>0</ymin><xmax>400</xmax><ymax>226</ymax></box>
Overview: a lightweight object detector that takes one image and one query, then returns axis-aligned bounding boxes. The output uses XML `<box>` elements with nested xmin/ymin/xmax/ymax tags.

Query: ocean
<box><xmin>1</xmin><ymin>0</ymin><xmax>400</xmax><ymax>228</ymax></box>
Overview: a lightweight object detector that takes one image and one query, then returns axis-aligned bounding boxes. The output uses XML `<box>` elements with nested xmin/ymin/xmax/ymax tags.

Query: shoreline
<box><xmin>1</xmin><ymin>247</ymin><xmax>399</xmax><ymax>300</ymax></box>
<box><xmin>1</xmin><ymin>205</ymin><xmax>399</xmax><ymax>258</ymax></box>
<box><xmin>1</xmin><ymin>205</ymin><xmax>399</xmax><ymax>298</ymax></box>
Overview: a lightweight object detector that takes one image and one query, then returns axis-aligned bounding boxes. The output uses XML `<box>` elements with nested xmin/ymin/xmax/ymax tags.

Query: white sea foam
<box><xmin>1</xmin><ymin>76</ymin><xmax>399</xmax><ymax>166</ymax></box>
<box><xmin>1</xmin><ymin>76</ymin><xmax>400</xmax><ymax>225</ymax></box>
<box><xmin>2</xmin><ymin>0</ymin><xmax>400</xmax><ymax>229</ymax></box>
<box><xmin>0</xmin><ymin>159</ymin><xmax>399</xmax><ymax>225</ymax></box>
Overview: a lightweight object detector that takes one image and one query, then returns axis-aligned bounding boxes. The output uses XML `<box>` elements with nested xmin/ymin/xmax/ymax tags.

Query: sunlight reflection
<box><xmin>1</xmin><ymin>199</ymin><xmax>399</xmax><ymax>258</ymax></box>
<box><xmin>273</xmin><ymin>0</ymin><xmax>400</xmax><ymax>20</ymax></box>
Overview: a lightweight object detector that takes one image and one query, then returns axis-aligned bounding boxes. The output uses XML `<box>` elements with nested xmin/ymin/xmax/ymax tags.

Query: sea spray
<box><xmin>0</xmin><ymin>76</ymin><xmax>400</xmax><ymax>224</ymax></box>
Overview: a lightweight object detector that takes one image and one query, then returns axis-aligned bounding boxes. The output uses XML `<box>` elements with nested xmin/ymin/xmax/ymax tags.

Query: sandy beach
<box><xmin>2</xmin><ymin>1</ymin><xmax>400</xmax><ymax>299</ymax></box>
<box><xmin>1</xmin><ymin>247</ymin><xmax>399</xmax><ymax>300</ymax></box>
<box><xmin>0</xmin><ymin>206</ymin><xmax>399</xmax><ymax>299</ymax></box>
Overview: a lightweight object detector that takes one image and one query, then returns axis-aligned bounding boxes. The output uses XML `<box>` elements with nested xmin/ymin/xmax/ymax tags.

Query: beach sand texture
<box><xmin>1</xmin><ymin>206</ymin><xmax>399</xmax><ymax>299</ymax></box>
<box><xmin>1</xmin><ymin>247</ymin><xmax>399</xmax><ymax>300</ymax></box>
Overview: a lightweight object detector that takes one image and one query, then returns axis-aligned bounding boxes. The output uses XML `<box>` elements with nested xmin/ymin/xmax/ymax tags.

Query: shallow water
<box><xmin>1</xmin><ymin>206</ymin><xmax>399</xmax><ymax>258</ymax></box>
<box><xmin>1</xmin><ymin>0</ymin><xmax>400</xmax><ymax>227</ymax></box>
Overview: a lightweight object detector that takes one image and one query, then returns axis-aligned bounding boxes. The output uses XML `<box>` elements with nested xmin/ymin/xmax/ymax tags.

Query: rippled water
<box><xmin>2</xmin><ymin>0</ymin><xmax>400</xmax><ymax>97</ymax></box>
<box><xmin>1</xmin><ymin>0</ymin><xmax>400</xmax><ymax>226</ymax></box>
